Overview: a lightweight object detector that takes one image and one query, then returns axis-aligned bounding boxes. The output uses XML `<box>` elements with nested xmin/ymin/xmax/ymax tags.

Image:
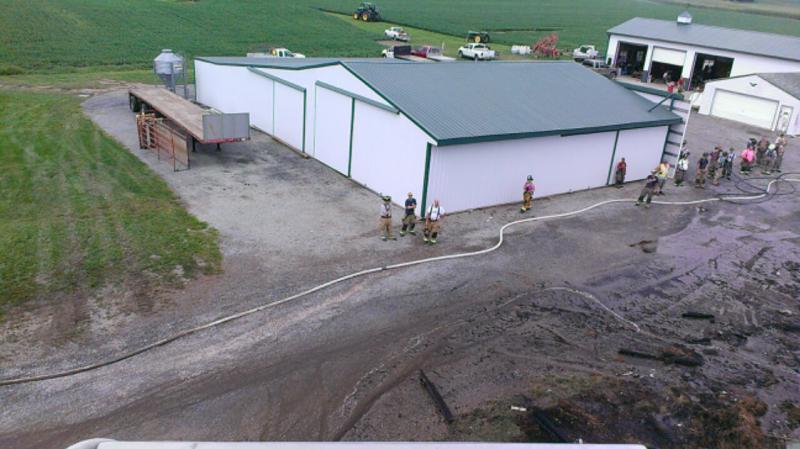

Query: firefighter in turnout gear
<box><xmin>400</xmin><ymin>192</ymin><xmax>417</xmax><ymax>236</ymax></box>
<box><xmin>380</xmin><ymin>195</ymin><xmax>396</xmax><ymax>241</ymax></box>
<box><xmin>521</xmin><ymin>175</ymin><xmax>535</xmax><ymax>213</ymax></box>
<box><xmin>423</xmin><ymin>199</ymin><xmax>445</xmax><ymax>245</ymax></box>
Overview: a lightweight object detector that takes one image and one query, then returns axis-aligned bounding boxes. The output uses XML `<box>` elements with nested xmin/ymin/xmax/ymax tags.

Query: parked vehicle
<box><xmin>466</xmin><ymin>31</ymin><xmax>490</xmax><ymax>43</ymax></box>
<box><xmin>247</xmin><ymin>48</ymin><xmax>306</xmax><ymax>58</ymax></box>
<box><xmin>353</xmin><ymin>2</ymin><xmax>381</xmax><ymax>21</ymax></box>
<box><xmin>458</xmin><ymin>43</ymin><xmax>496</xmax><ymax>60</ymax></box>
<box><xmin>383</xmin><ymin>45</ymin><xmax>430</xmax><ymax>62</ymax></box>
<box><xmin>582</xmin><ymin>59</ymin><xmax>619</xmax><ymax>79</ymax></box>
<box><xmin>270</xmin><ymin>48</ymin><xmax>305</xmax><ymax>58</ymax></box>
<box><xmin>410</xmin><ymin>45</ymin><xmax>455</xmax><ymax>61</ymax></box>
<box><xmin>572</xmin><ymin>44</ymin><xmax>598</xmax><ymax>61</ymax></box>
<box><xmin>384</xmin><ymin>26</ymin><xmax>409</xmax><ymax>41</ymax></box>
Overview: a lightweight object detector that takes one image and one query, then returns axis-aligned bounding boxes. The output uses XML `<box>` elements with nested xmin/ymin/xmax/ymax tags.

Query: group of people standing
<box><xmin>380</xmin><ymin>193</ymin><xmax>445</xmax><ymax>245</ymax></box>
<box><xmin>614</xmin><ymin>158</ymin><xmax>669</xmax><ymax>207</ymax></box>
<box><xmin>379</xmin><ymin>132</ymin><xmax>789</xmax><ymax>239</ymax></box>
<box><xmin>613</xmin><ymin>132</ymin><xmax>790</xmax><ymax>207</ymax></box>
<box><xmin>740</xmin><ymin>134</ymin><xmax>788</xmax><ymax>175</ymax></box>
<box><xmin>687</xmin><ymin>133</ymin><xmax>789</xmax><ymax>189</ymax></box>
<box><xmin>378</xmin><ymin>175</ymin><xmax>538</xmax><ymax>244</ymax></box>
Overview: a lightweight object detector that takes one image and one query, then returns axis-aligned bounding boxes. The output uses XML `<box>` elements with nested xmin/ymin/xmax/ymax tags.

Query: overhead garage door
<box><xmin>313</xmin><ymin>86</ymin><xmax>352</xmax><ymax>175</ymax></box>
<box><xmin>652</xmin><ymin>47</ymin><xmax>686</xmax><ymax>66</ymax></box>
<box><xmin>710</xmin><ymin>89</ymin><xmax>778</xmax><ymax>129</ymax></box>
<box><xmin>274</xmin><ymin>83</ymin><xmax>305</xmax><ymax>151</ymax></box>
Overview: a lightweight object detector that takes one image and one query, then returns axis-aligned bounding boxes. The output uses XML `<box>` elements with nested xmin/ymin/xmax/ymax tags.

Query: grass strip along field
<box><xmin>0</xmin><ymin>90</ymin><xmax>220</xmax><ymax>312</ymax></box>
<box><xmin>326</xmin><ymin>12</ymin><xmax>522</xmax><ymax>59</ymax></box>
<box><xmin>315</xmin><ymin>0</ymin><xmax>800</xmax><ymax>55</ymax></box>
<box><xmin>0</xmin><ymin>69</ymin><xmax>161</xmax><ymax>90</ymax></box>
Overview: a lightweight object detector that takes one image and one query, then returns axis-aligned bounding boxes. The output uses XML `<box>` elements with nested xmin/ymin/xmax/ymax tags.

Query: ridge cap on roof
<box><xmin>612</xmin><ymin>16</ymin><xmax>800</xmax><ymax>41</ymax></box>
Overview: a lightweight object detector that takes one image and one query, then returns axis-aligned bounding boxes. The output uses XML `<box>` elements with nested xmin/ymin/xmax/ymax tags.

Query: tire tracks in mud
<box><xmin>328</xmin><ymin>286</ymin><xmax>663</xmax><ymax>439</ymax></box>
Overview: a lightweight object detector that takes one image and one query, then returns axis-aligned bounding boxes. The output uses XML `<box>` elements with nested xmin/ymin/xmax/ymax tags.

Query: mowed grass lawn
<box><xmin>0</xmin><ymin>90</ymin><xmax>220</xmax><ymax>311</ymax></box>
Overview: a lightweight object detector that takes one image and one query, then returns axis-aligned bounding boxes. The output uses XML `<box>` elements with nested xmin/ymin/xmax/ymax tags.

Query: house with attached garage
<box><xmin>606</xmin><ymin>12</ymin><xmax>800</xmax><ymax>90</ymax></box>
<box><xmin>195</xmin><ymin>57</ymin><xmax>682</xmax><ymax>213</ymax></box>
<box><xmin>698</xmin><ymin>72</ymin><xmax>800</xmax><ymax>135</ymax></box>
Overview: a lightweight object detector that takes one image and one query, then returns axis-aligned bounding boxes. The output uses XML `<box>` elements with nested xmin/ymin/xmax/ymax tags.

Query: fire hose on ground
<box><xmin>1</xmin><ymin>173</ymin><xmax>798</xmax><ymax>387</ymax></box>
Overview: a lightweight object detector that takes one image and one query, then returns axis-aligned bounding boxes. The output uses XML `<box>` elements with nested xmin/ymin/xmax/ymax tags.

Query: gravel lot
<box><xmin>0</xmin><ymin>89</ymin><xmax>798</xmax><ymax>449</ymax></box>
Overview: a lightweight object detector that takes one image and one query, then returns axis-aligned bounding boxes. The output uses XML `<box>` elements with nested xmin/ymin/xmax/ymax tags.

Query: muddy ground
<box><xmin>0</xmin><ymin>92</ymin><xmax>798</xmax><ymax>449</ymax></box>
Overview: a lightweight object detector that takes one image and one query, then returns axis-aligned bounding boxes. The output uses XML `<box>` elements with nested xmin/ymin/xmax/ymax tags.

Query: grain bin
<box><xmin>154</xmin><ymin>49</ymin><xmax>184</xmax><ymax>92</ymax></box>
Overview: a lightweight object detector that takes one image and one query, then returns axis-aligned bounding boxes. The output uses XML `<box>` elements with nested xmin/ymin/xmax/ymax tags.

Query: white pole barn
<box><xmin>195</xmin><ymin>58</ymin><xmax>682</xmax><ymax>214</ymax></box>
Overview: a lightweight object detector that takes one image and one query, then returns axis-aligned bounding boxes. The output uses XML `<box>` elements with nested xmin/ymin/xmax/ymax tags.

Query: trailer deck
<box><xmin>128</xmin><ymin>86</ymin><xmax>249</xmax><ymax>144</ymax></box>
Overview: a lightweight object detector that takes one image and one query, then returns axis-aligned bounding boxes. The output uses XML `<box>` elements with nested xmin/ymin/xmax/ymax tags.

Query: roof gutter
<box><xmin>605</xmin><ymin>32</ymin><xmax>800</xmax><ymax>64</ymax></box>
<box><xmin>195</xmin><ymin>56</ymin><xmax>340</xmax><ymax>70</ymax></box>
<box><xmin>435</xmin><ymin>119</ymin><xmax>683</xmax><ymax>147</ymax></box>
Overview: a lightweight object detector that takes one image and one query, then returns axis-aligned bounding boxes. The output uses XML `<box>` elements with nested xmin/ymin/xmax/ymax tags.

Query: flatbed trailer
<box><xmin>128</xmin><ymin>86</ymin><xmax>249</xmax><ymax>170</ymax></box>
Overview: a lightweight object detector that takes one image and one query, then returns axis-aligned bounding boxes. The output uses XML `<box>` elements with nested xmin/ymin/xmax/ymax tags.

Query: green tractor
<box><xmin>467</xmin><ymin>31</ymin><xmax>490</xmax><ymax>43</ymax></box>
<box><xmin>353</xmin><ymin>2</ymin><xmax>381</xmax><ymax>22</ymax></box>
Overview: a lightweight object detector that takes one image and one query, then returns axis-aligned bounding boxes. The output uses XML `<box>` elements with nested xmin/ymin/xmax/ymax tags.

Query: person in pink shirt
<box><xmin>521</xmin><ymin>175</ymin><xmax>535</xmax><ymax>213</ymax></box>
<box><xmin>740</xmin><ymin>146</ymin><xmax>755</xmax><ymax>174</ymax></box>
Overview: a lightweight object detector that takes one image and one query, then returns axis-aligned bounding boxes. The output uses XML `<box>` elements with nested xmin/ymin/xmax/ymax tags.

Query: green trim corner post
<box><xmin>606</xmin><ymin>130</ymin><xmax>620</xmax><ymax>185</ymax></box>
<box><xmin>420</xmin><ymin>142</ymin><xmax>432</xmax><ymax>220</ymax></box>
<box><xmin>347</xmin><ymin>98</ymin><xmax>355</xmax><ymax>177</ymax></box>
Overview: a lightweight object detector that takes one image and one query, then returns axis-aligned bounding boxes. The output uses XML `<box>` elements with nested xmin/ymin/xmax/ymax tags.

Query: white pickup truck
<box><xmin>572</xmin><ymin>45</ymin><xmax>598</xmax><ymax>61</ymax></box>
<box><xmin>271</xmin><ymin>48</ymin><xmax>305</xmax><ymax>58</ymax></box>
<box><xmin>457</xmin><ymin>43</ymin><xmax>496</xmax><ymax>60</ymax></box>
<box><xmin>384</xmin><ymin>26</ymin><xmax>409</xmax><ymax>42</ymax></box>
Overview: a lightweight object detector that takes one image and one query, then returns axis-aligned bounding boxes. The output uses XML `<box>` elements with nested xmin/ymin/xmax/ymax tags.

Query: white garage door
<box><xmin>274</xmin><ymin>83</ymin><xmax>305</xmax><ymax>151</ymax></box>
<box><xmin>313</xmin><ymin>87</ymin><xmax>352</xmax><ymax>175</ymax></box>
<box><xmin>710</xmin><ymin>90</ymin><xmax>778</xmax><ymax>129</ymax></box>
<box><xmin>651</xmin><ymin>47</ymin><xmax>686</xmax><ymax>66</ymax></box>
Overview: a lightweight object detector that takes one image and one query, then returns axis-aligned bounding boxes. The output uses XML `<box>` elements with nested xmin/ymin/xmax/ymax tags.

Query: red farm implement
<box><xmin>533</xmin><ymin>33</ymin><xmax>561</xmax><ymax>58</ymax></box>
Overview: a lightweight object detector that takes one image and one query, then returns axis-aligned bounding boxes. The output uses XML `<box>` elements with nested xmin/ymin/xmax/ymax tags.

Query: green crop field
<box><xmin>0</xmin><ymin>0</ymin><xmax>381</xmax><ymax>72</ymax></box>
<box><xmin>316</xmin><ymin>0</ymin><xmax>800</xmax><ymax>54</ymax></box>
<box><xmin>2</xmin><ymin>0</ymin><xmax>800</xmax><ymax>75</ymax></box>
<box><xmin>0</xmin><ymin>90</ymin><xmax>221</xmax><ymax>311</ymax></box>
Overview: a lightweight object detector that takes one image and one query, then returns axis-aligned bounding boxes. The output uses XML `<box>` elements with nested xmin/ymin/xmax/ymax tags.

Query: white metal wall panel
<box><xmin>350</xmin><ymin>103</ymin><xmax>430</xmax><ymax>204</ymax></box>
<box><xmin>613</xmin><ymin>127</ymin><xmax>669</xmax><ymax>182</ymax></box>
<box><xmin>313</xmin><ymin>87</ymin><xmax>352</xmax><ymax>174</ymax></box>
<box><xmin>256</xmin><ymin>65</ymin><xmax>390</xmax><ymax>153</ymax></box>
<box><xmin>710</xmin><ymin>90</ymin><xmax>778</xmax><ymax>129</ymax></box>
<box><xmin>651</xmin><ymin>47</ymin><xmax>686</xmax><ymax>66</ymax></box>
<box><xmin>427</xmin><ymin>132</ymin><xmax>616</xmax><ymax>213</ymax></box>
<box><xmin>273</xmin><ymin>83</ymin><xmax>304</xmax><ymax>150</ymax></box>
<box><xmin>195</xmin><ymin>61</ymin><xmax>273</xmax><ymax>132</ymax></box>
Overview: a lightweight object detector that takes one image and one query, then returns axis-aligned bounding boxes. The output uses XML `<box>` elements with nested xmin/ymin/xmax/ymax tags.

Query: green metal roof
<box><xmin>758</xmin><ymin>72</ymin><xmax>800</xmax><ymax>100</ymax></box>
<box><xmin>608</xmin><ymin>18</ymin><xmax>800</xmax><ymax>62</ymax></box>
<box><xmin>341</xmin><ymin>61</ymin><xmax>682</xmax><ymax>146</ymax></box>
